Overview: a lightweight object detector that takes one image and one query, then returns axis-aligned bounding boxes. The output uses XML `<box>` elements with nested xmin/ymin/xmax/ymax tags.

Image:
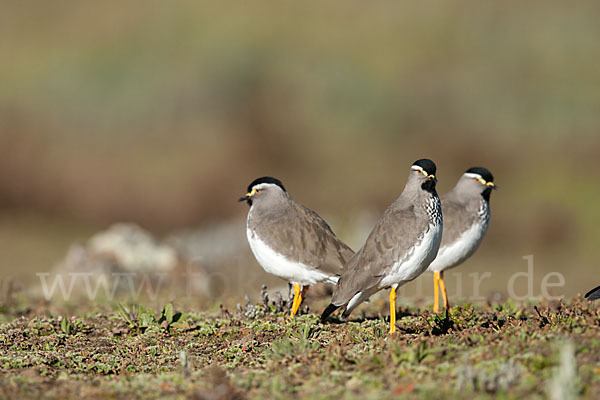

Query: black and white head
<box><xmin>408</xmin><ymin>158</ymin><xmax>438</xmax><ymax>193</ymax></box>
<box><xmin>459</xmin><ymin>167</ymin><xmax>497</xmax><ymax>201</ymax></box>
<box><xmin>238</xmin><ymin>176</ymin><xmax>287</xmax><ymax>207</ymax></box>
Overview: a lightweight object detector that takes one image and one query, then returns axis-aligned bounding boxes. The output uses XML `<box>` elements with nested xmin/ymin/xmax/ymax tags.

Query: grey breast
<box><xmin>248</xmin><ymin>196</ymin><xmax>354</xmax><ymax>276</ymax></box>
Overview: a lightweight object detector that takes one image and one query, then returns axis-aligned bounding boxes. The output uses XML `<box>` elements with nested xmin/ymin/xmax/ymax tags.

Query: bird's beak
<box><xmin>486</xmin><ymin>181</ymin><xmax>498</xmax><ymax>190</ymax></box>
<box><xmin>238</xmin><ymin>188</ymin><xmax>257</xmax><ymax>202</ymax></box>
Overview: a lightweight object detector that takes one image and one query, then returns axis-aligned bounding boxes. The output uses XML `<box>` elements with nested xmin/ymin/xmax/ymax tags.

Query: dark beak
<box><xmin>238</xmin><ymin>193</ymin><xmax>252</xmax><ymax>206</ymax></box>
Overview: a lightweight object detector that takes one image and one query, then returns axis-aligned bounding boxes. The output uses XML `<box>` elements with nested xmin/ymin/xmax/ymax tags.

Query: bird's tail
<box><xmin>320</xmin><ymin>303</ymin><xmax>340</xmax><ymax>322</ymax></box>
<box><xmin>585</xmin><ymin>285</ymin><xmax>600</xmax><ymax>301</ymax></box>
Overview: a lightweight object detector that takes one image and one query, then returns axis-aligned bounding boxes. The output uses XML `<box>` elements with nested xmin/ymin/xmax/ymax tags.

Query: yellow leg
<box><xmin>294</xmin><ymin>285</ymin><xmax>309</xmax><ymax>315</ymax></box>
<box><xmin>290</xmin><ymin>283</ymin><xmax>304</xmax><ymax>316</ymax></box>
<box><xmin>438</xmin><ymin>271</ymin><xmax>449</xmax><ymax>311</ymax></box>
<box><xmin>433</xmin><ymin>271</ymin><xmax>440</xmax><ymax>313</ymax></box>
<box><xmin>389</xmin><ymin>287</ymin><xmax>397</xmax><ymax>334</ymax></box>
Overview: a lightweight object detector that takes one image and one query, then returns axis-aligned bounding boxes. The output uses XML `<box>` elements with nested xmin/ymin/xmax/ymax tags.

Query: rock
<box><xmin>88</xmin><ymin>223</ymin><xmax>178</xmax><ymax>273</ymax></box>
<box><xmin>58</xmin><ymin>223</ymin><xmax>179</xmax><ymax>274</ymax></box>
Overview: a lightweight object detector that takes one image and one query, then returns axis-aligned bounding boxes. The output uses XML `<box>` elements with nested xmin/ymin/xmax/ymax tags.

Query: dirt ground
<box><xmin>0</xmin><ymin>295</ymin><xmax>599</xmax><ymax>399</ymax></box>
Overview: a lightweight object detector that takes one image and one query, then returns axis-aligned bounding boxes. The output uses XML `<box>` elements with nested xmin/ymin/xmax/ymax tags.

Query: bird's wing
<box><xmin>254</xmin><ymin>201</ymin><xmax>354</xmax><ymax>276</ymax></box>
<box><xmin>331</xmin><ymin>204</ymin><xmax>429</xmax><ymax>306</ymax></box>
<box><xmin>438</xmin><ymin>197</ymin><xmax>471</xmax><ymax>248</ymax></box>
<box><xmin>293</xmin><ymin>203</ymin><xmax>355</xmax><ymax>276</ymax></box>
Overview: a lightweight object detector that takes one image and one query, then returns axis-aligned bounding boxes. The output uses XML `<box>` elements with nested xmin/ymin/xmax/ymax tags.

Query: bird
<box><xmin>427</xmin><ymin>167</ymin><xmax>497</xmax><ymax>313</ymax></box>
<box><xmin>584</xmin><ymin>286</ymin><xmax>600</xmax><ymax>300</ymax></box>
<box><xmin>321</xmin><ymin>159</ymin><xmax>443</xmax><ymax>334</ymax></box>
<box><xmin>239</xmin><ymin>176</ymin><xmax>354</xmax><ymax>317</ymax></box>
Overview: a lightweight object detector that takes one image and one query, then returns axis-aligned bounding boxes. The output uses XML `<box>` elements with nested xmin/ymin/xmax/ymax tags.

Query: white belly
<box><xmin>380</xmin><ymin>223</ymin><xmax>442</xmax><ymax>288</ymax></box>
<box><xmin>428</xmin><ymin>222</ymin><xmax>487</xmax><ymax>272</ymax></box>
<box><xmin>246</xmin><ymin>228</ymin><xmax>337</xmax><ymax>285</ymax></box>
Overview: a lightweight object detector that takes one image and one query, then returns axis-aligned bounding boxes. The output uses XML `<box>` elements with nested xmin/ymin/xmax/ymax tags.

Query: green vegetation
<box><xmin>1</xmin><ymin>299</ymin><xmax>598</xmax><ymax>399</ymax></box>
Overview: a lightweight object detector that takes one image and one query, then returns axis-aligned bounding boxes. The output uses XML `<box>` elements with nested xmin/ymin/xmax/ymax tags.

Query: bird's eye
<box><xmin>256</xmin><ymin>189</ymin><xmax>262</xmax><ymax>193</ymax></box>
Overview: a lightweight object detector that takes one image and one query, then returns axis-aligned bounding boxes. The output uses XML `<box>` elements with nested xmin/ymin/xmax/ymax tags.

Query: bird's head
<box><xmin>238</xmin><ymin>176</ymin><xmax>287</xmax><ymax>207</ymax></box>
<box><xmin>410</xmin><ymin>158</ymin><xmax>438</xmax><ymax>193</ymax></box>
<box><xmin>460</xmin><ymin>167</ymin><xmax>497</xmax><ymax>201</ymax></box>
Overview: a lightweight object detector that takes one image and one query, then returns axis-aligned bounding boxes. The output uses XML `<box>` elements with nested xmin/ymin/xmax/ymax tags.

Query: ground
<box><xmin>0</xmin><ymin>297</ymin><xmax>599</xmax><ymax>399</ymax></box>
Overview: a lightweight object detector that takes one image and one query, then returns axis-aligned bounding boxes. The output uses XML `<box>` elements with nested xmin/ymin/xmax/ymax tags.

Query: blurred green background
<box><xmin>1</xmin><ymin>1</ymin><xmax>599</xmax><ymax>306</ymax></box>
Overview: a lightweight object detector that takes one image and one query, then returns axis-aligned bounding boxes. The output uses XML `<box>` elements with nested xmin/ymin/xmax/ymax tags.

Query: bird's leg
<box><xmin>286</xmin><ymin>282</ymin><xmax>293</xmax><ymax>314</ymax></box>
<box><xmin>389</xmin><ymin>287</ymin><xmax>397</xmax><ymax>334</ymax></box>
<box><xmin>290</xmin><ymin>283</ymin><xmax>302</xmax><ymax>317</ymax></box>
<box><xmin>433</xmin><ymin>271</ymin><xmax>440</xmax><ymax>313</ymax></box>
<box><xmin>291</xmin><ymin>285</ymin><xmax>309</xmax><ymax>316</ymax></box>
<box><xmin>298</xmin><ymin>285</ymin><xmax>309</xmax><ymax>312</ymax></box>
<box><xmin>438</xmin><ymin>271</ymin><xmax>449</xmax><ymax>311</ymax></box>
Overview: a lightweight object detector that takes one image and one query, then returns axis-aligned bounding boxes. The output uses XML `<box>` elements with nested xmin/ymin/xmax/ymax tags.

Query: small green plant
<box><xmin>158</xmin><ymin>303</ymin><xmax>184</xmax><ymax>330</ymax></box>
<box><xmin>58</xmin><ymin>314</ymin><xmax>85</xmax><ymax>335</ymax></box>
<box><xmin>392</xmin><ymin>341</ymin><xmax>430</xmax><ymax>365</ymax></box>
<box><xmin>426</xmin><ymin>312</ymin><xmax>454</xmax><ymax>335</ymax></box>
<box><xmin>290</xmin><ymin>320</ymin><xmax>320</xmax><ymax>341</ymax></box>
<box><xmin>60</xmin><ymin>314</ymin><xmax>71</xmax><ymax>335</ymax></box>
<box><xmin>116</xmin><ymin>303</ymin><xmax>157</xmax><ymax>332</ymax></box>
<box><xmin>268</xmin><ymin>321</ymin><xmax>320</xmax><ymax>360</ymax></box>
<box><xmin>370</xmin><ymin>314</ymin><xmax>386</xmax><ymax>339</ymax></box>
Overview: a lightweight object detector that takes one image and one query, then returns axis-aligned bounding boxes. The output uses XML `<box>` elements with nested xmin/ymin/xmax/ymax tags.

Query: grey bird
<box><xmin>239</xmin><ymin>177</ymin><xmax>354</xmax><ymax>316</ymax></box>
<box><xmin>427</xmin><ymin>167</ymin><xmax>497</xmax><ymax>313</ymax></box>
<box><xmin>321</xmin><ymin>159</ymin><xmax>443</xmax><ymax>334</ymax></box>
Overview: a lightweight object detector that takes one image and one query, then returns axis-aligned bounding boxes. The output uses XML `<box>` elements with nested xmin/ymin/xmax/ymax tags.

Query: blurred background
<box><xmin>1</xmin><ymin>1</ymin><xmax>599</xmax><ymax>310</ymax></box>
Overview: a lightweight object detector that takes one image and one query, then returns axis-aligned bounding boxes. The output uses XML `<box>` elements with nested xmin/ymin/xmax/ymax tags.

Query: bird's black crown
<box><xmin>247</xmin><ymin>176</ymin><xmax>286</xmax><ymax>193</ymax></box>
<box><xmin>412</xmin><ymin>159</ymin><xmax>437</xmax><ymax>176</ymax></box>
<box><xmin>466</xmin><ymin>167</ymin><xmax>494</xmax><ymax>183</ymax></box>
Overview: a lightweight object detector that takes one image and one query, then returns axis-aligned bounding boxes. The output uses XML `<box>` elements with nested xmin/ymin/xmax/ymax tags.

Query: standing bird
<box><xmin>239</xmin><ymin>177</ymin><xmax>354</xmax><ymax>317</ymax></box>
<box><xmin>321</xmin><ymin>159</ymin><xmax>443</xmax><ymax>334</ymax></box>
<box><xmin>427</xmin><ymin>167</ymin><xmax>497</xmax><ymax>313</ymax></box>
